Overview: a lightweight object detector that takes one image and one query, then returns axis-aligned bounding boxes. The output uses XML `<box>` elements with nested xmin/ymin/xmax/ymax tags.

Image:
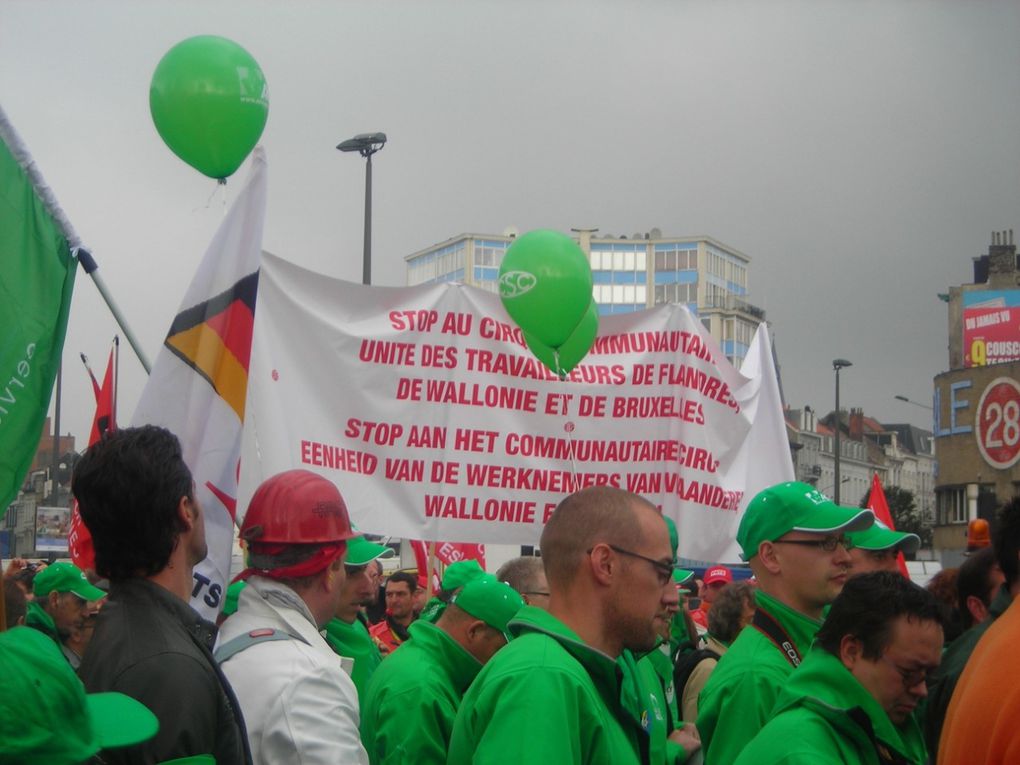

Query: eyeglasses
<box><xmin>523</xmin><ymin>591</ymin><xmax>551</xmax><ymax>598</ymax></box>
<box><xmin>881</xmin><ymin>655</ymin><xmax>935</xmax><ymax>689</ymax></box>
<box><xmin>772</xmin><ymin>534</ymin><xmax>855</xmax><ymax>552</ymax></box>
<box><xmin>588</xmin><ymin>544</ymin><xmax>674</xmax><ymax>586</ymax></box>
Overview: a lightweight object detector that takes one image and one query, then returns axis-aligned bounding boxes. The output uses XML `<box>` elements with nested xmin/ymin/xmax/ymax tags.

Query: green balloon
<box><xmin>525</xmin><ymin>300</ymin><xmax>599</xmax><ymax>377</ymax></box>
<box><xmin>499</xmin><ymin>229</ymin><xmax>593</xmax><ymax>348</ymax></box>
<box><xmin>150</xmin><ymin>36</ymin><xmax>269</xmax><ymax>180</ymax></box>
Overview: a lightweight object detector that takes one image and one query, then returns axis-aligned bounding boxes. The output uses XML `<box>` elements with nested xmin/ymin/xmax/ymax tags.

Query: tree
<box><xmin>859</xmin><ymin>485</ymin><xmax>933</xmax><ymax>549</ymax></box>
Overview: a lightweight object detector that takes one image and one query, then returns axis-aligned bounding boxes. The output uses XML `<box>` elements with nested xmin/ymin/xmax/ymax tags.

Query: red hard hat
<box><xmin>241</xmin><ymin>469</ymin><xmax>356</xmax><ymax>545</ymax></box>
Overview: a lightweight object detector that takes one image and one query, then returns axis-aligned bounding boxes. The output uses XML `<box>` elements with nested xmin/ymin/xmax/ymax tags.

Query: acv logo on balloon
<box><xmin>499</xmin><ymin>271</ymin><xmax>537</xmax><ymax>298</ymax></box>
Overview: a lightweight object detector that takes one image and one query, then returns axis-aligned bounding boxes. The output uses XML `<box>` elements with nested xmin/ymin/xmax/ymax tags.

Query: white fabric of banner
<box><xmin>240</xmin><ymin>252</ymin><xmax>793</xmax><ymax>564</ymax></box>
<box><xmin>132</xmin><ymin>148</ymin><xmax>267</xmax><ymax>619</ymax></box>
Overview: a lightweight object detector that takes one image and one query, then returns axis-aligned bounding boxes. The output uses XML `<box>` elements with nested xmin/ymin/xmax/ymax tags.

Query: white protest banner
<box><xmin>240</xmin><ymin>252</ymin><xmax>794</xmax><ymax>563</ymax></box>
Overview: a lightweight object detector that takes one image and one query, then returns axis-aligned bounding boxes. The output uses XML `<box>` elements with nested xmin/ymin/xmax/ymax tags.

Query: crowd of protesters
<box><xmin>2</xmin><ymin>424</ymin><xmax>1018</xmax><ymax>764</ymax></box>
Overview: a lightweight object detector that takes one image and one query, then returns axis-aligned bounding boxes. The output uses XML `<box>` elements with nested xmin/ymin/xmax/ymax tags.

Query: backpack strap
<box><xmin>214</xmin><ymin>627</ymin><xmax>309</xmax><ymax>663</ymax></box>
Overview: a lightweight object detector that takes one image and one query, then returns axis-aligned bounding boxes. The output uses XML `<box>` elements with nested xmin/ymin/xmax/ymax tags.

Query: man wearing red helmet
<box><xmin>216</xmin><ymin>469</ymin><xmax>369</xmax><ymax>765</ymax></box>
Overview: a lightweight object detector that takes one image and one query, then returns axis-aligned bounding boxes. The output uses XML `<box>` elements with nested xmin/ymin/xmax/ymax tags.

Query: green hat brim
<box><xmin>87</xmin><ymin>691</ymin><xmax>159</xmax><ymax>750</ymax></box>
<box><xmin>848</xmin><ymin>524</ymin><xmax>920</xmax><ymax>555</ymax></box>
<box><xmin>672</xmin><ymin>568</ymin><xmax>696</xmax><ymax>584</ymax></box>
<box><xmin>790</xmin><ymin>506</ymin><xmax>875</xmax><ymax>537</ymax></box>
<box><xmin>345</xmin><ymin>536</ymin><xmax>395</xmax><ymax>566</ymax></box>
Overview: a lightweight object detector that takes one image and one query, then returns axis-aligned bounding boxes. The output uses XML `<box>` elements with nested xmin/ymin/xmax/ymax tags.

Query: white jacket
<box><xmin>217</xmin><ymin>576</ymin><xmax>369</xmax><ymax>765</ymax></box>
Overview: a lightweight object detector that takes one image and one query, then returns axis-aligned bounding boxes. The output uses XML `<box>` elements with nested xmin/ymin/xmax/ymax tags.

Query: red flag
<box><xmin>69</xmin><ymin>340</ymin><xmax>117</xmax><ymax>571</ymax></box>
<box><xmin>410</xmin><ymin>539</ymin><xmax>487</xmax><ymax>592</ymax></box>
<box><xmin>868</xmin><ymin>473</ymin><xmax>909</xmax><ymax>578</ymax></box>
<box><xmin>87</xmin><ymin>343</ymin><xmax>117</xmax><ymax>445</ymax></box>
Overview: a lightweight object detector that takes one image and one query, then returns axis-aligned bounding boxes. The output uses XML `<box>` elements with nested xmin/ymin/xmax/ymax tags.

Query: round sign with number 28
<box><xmin>976</xmin><ymin>377</ymin><xmax>1020</xmax><ymax>470</ymax></box>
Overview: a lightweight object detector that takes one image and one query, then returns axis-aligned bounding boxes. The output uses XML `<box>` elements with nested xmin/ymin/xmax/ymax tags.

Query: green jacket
<box><xmin>733</xmin><ymin>647</ymin><xmax>928</xmax><ymax>765</ymax></box>
<box><xmin>447</xmin><ymin>605</ymin><xmax>643</xmax><ymax>765</ymax></box>
<box><xmin>697</xmin><ymin>590</ymin><xmax>822</xmax><ymax>765</ymax></box>
<box><xmin>619</xmin><ymin>643</ymin><xmax>687</xmax><ymax>765</ymax></box>
<box><xmin>323</xmin><ymin>613</ymin><xmax>383</xmax><ymax>700</ymax></box>
<box><xmin>24</xmin><ymin>600</ymin><xmax>61</xmax><ymax>647</ymax></box>
<box><xmin>361</xmin><ymin>619</ymin><xmax>481</xmax><ymax>765</ymax></box>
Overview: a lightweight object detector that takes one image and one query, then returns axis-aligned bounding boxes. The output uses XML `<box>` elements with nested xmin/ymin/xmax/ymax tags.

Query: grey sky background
<box><xmin>2</xmin><ymin>0</ymin><xmax>1018</xmax><ymax>452</ymax></box>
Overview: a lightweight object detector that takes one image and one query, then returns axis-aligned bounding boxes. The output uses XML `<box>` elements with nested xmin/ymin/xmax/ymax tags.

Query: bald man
<box><xmin>447</xmin><ymin>486</ymin><xmax>693</xmax><ymax>764</ymax></box>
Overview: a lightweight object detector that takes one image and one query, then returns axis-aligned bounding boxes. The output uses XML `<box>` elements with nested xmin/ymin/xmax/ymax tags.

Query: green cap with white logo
<box><xmin>737</xmin><ymin>481</ymin><xmax>874</xmax><ymax>561</ymax></box>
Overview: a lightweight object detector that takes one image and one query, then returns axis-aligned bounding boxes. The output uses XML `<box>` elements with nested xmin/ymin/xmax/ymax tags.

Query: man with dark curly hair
<box><xmin>74</xmin><ymin>425</ymin><xmax>251</xmax><ymax>765</ymax></box>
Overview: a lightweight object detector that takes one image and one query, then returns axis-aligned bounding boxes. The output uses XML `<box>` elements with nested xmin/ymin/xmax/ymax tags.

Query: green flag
<box><xmin>0</xmin><ymin>112</ymin><xmax>77</xmax><ymax>512</ymax></box>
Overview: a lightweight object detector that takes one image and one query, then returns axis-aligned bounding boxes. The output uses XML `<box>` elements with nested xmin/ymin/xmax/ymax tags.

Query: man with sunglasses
<box><xmin>733</xmin><ymin>571</ymin><xmax>940</xmax><ymax>765</ymax></box>
<box><xmin>697</xmin><ymin>481</ymin><xmax>874</xmax><ymax>765</ymax></box>
<box><xmin>448</xmin><ymin>486</ymin><xmax>687</xmax><ymax>764</ymax></box>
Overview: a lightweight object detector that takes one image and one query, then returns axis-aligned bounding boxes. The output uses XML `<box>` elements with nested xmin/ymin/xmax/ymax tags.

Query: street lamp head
<box><xmin>894</xmin><ymin>395</ymin><xmax>909</xmax><ymax>403</ymax></box>
<box><xmin>832</xmin><ymin>358</ymin><xmax>852</xmax><ymax>370</ymax></box>
<box><xmin>337</xmin><ymin>132</ymin><xmax>387</xmax><ymax>156</ymax></box>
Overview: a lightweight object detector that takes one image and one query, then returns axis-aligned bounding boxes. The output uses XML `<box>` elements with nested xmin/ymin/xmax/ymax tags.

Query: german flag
<box><xmin>164</xmin><ymin>271</ymin><xmax>258</xmax><ymax>422</ymax></box>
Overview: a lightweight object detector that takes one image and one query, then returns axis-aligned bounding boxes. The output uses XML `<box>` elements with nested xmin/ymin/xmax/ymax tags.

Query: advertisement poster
<box><xmin>35</xmin><ymin>505</ymin><xmax>70</xmax><ymax>553</ymax></box>
<box><xmin>963</xmin><ymin>290</ymin><xmax>1020</xmax><ymax>367</ymax></box>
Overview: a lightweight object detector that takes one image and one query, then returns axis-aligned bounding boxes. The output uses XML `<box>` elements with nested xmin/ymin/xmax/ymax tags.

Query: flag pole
<box><xmin>0</xmin><ymin>105</ymin><xmax>151</xmax><ymax>375</ymax></box>
<box><xmin>75</xmin><ymin>250</ymin><xmax>151</xmax><ymax>374</ymax></box>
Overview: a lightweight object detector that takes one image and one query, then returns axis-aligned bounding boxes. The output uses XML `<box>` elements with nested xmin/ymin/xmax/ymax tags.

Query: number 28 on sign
<box><xmin>976</xmin><ymin>377</ymin><xmax>1020</xmax><ymax>470</ymax></box>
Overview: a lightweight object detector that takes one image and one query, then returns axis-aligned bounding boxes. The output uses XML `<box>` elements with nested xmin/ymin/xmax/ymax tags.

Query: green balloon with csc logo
<box><xmin>150</xmin><ymin>35</ymin><xmax>269</xmax><ymax>181</ymax></box>
<box><xmin>498</xmin><ymin>229</ymin><xmax>594</xmax><ymax>349</ymax></box>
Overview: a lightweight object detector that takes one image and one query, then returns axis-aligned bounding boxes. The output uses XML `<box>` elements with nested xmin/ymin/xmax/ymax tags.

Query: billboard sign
<box><xmin>35</xmin><ymin>505</ymin><xmax>70</xmax><ymax>553</ymax></box>
<box><xmin>963</xmin><ymin>290</ymin><xmax>1020</xmax><ymax>367</ymax></box>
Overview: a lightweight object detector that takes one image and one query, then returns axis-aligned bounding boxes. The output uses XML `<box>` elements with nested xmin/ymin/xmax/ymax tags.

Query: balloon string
<box><xmin>553</xmin><ymin>348</ymin><xmax>582</xmax><ymax>494</ymax></box>
<box><xmin>193</xmin><ymin>180</ymin><xmax>225</xmax><ymax>214</ymax></box>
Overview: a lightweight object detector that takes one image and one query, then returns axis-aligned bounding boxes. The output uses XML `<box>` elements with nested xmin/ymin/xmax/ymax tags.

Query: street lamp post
<box><xmin>893</xmin><ymin>394</ymin><xmax>933</xmax><ymax>411</ymax></box>
<box><xmin>832</xmin><ymin>358</ymin><xmax>852</xmax><ymax>504</ymax></box>
<box><xmin>337</xmin><ymin>132</ymin><xmax>387</xmax><ymax>285</ymax></box>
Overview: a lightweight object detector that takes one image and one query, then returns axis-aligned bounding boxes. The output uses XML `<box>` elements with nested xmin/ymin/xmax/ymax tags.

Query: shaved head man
<box><xmin>448</xmin><ymin>486</ymin><xmax>686</xmax><ymax>765</ymax></box>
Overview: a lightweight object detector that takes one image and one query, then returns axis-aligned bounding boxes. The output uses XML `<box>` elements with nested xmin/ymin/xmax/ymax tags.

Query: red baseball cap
<box><xmin>704</xmin><ymin>565</ymin><xmax>733</xmax><ymax>585</ymax></box>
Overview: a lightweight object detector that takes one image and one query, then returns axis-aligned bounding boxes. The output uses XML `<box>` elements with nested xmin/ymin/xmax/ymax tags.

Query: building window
<box><xmin>936</xmin><ymin>487</ymin><xmax>968</xmax><ymax>525</ymax></box>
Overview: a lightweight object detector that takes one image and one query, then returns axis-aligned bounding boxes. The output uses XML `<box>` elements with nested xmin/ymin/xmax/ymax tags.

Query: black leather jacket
<box><xmin>79</xmin><ymin>578</ymin><xmax>252</xmax><ymax>764</ymax></box>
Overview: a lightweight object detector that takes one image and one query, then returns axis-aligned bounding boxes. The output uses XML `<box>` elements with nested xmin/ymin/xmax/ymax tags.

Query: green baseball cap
<box><xmin>672</xmin><ymin>568</ymin><xmax>696</xmax><ymax>586</ymax></box>
<box><xmin>346</xmin><ymin>535</ymin><xmax>395</xmax><ymax>566</ymax></box>
<box><xmin>848</xmin><ymin>519</ymin><xmax>920</xmax><ymax>555</ymax></box>
<box><xmin>33</xmin><ymin>561</ymin><xmax>106</xmax><ymax>601</ymax></box>
<box><xmin>441</xmin><ymin>559</ymin><xmax>487</xmax><ymax>590</ymax></box>
<box><xmin>0</xmin><ymin>626</ymin><xmax>158</xmax><ymax>762</ymax></box>
<box><xmin>736</xmin><ymin>481</ymin><xmax>874</xmax><ymax>561</ymax></box>
<box><xmin>450</xmin><ymin>575</ymin><xmax>525</xmax><ymax>639</ymax></box>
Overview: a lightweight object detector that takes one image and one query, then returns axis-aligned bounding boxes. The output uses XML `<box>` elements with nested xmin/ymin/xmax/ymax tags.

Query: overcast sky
<box><xmin>2</xmin><ymin>0</ymin><xmax>1018</xmax><ymax>450</ymax></box>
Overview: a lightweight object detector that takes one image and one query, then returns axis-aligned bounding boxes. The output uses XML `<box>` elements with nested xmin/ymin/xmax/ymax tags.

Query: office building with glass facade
<box><xmin>404</xmin><ymin>229</ymin><xmax>765</xmax><ymax>366</ymax></box>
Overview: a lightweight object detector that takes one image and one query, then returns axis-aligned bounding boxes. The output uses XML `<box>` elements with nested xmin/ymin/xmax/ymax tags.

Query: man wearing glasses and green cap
<box><xmin>697</xmin><ymin>481</ymin><xmax>874</xmax><ymax>765</ymax></box>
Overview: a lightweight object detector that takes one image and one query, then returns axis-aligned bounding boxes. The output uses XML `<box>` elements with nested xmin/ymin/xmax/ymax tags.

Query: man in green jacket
<box><xmin>619</xmin><ymin>515</ymin><xmax>700</xmax><ymax>764</ymax></box>
<box><xmin>697</xmin><ymin>481</ymin><xmax>874</xmax><ymax>765</ymax></box>
<box><xmin>734</xmin><ymin>571</ymin><xmax>942</xmax><ymax>765</ymax></box>
<box><xmin>25</xmin><ymin>560</ymin><xmax>105</xmax><ymax>665</ymax></box>
<box><xmin>323</xmin><ymin>534</ymin><xmax>395</xmax><ymax>699</ymax></box>
<box><xmin>360</xmin><ymin>575</ymin><xmax>522</xmax><ymax>764</ymax></box>
<box><xmin>448</xmin><ymin>486</ymin><xmax>693</xmax><ymax>764</ymax></box>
